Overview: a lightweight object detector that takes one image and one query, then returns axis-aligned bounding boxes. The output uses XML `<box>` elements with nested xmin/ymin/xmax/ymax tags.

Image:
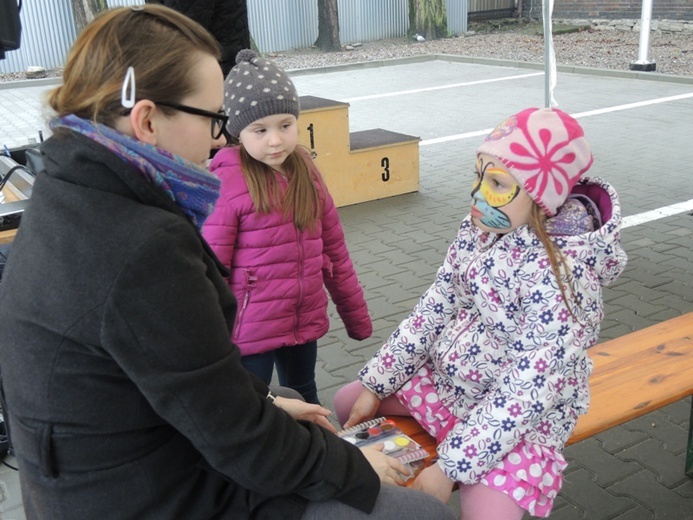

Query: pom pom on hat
<box><xmin>235</xmin><ymin>49</ymin><xmax>257</xmax><ymax>64</ymax></box>
<box><xmin>223</xmin><ymin>49</ymin><xmax>300</xmax><ymax>138</ymax></box>
<box><xmin>476</xmin><ymin>107</ymin><xmax>593</xmax><ymax>216</ymax></box>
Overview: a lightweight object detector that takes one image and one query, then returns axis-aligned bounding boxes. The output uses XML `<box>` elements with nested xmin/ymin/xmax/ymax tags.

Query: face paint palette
<box><xmin>337</xmin><ymin>417</ymin><xmax>430</xmax><ymax>479</ymax></box>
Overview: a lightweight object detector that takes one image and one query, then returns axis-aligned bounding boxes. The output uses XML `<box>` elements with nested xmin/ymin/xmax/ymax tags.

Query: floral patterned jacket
<box><xmin>358</xmin><ymin>176</ymin><xmax>627</xmax><ymax>484</ymax></box>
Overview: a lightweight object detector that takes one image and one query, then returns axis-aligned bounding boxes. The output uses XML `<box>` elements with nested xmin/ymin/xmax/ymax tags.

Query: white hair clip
<box><xmin>130</xmin><ymin>5</ymin><xmax>144</xmax><ymax>11</ymax></box>
<box><xmin>121</xmin><ymin>66</ymin><xmax>136</xmax><ymax>109</ymax></box>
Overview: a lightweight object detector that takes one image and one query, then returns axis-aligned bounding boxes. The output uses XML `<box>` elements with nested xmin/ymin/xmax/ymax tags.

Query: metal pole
<box><xmin>543</xmin><ymin>0</ymin><xmax>557</xmax><ymax>108</ymax></box>
<box><xmin>630</xmin><ymin>0</ymin><xmax>656</xmax><ymax>71</ymax></box>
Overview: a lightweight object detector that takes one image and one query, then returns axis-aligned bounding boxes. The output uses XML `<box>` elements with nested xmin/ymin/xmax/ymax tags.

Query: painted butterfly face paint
<box><xmin>470</xmin><ymin>153</ymin><xmax>534</xmax><ymax>234</ymax></box>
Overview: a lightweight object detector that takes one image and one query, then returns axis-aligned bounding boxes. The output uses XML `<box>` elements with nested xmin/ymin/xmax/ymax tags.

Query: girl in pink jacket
<box><xmin>202</xmin><ymin>50</ymin><xmax>372</xmax><ymax>404</ymax></box>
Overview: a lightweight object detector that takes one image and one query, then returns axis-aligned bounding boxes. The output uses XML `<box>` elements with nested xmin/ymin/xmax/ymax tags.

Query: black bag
<box><xmin>0</xmin><ymin>0</ymin><xmax>22</xmax><ymax>59</ymax></box>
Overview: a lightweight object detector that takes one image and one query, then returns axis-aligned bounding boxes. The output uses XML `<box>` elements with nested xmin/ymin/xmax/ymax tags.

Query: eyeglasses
<box><xmin>155</xmin><ymin>101</ymin><xmax>228</xmax><ymax>140</ymax></box>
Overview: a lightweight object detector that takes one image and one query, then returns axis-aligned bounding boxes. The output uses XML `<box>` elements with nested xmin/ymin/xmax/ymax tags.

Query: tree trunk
<box><xmin>71</xmin><ymin>0</ymin><xmax>109</xmax><ymax>33</ymax></box>
<box><xmin>408</xmin><ymin>0</ymin><xmax>447</xmax><ymax>40</ymax></box>
<box><xmin>314</xmin><ymin>0</ymin><xmax>340</xmax><ymax>52</ymax></box>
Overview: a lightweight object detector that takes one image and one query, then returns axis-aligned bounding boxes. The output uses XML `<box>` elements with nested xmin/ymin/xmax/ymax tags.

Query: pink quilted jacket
<box><xmin>202</xmin><ymin>146</ymin><xmax>372</xmax><ymax>355</ymax></box>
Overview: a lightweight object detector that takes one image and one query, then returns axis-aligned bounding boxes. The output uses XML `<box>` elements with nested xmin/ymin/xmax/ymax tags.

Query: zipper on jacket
<box><xmin>232</xmin><ymin>269</ymin><xmax>256</xmax><ymax>341</ymax></box>
<box><xmin>323</xmin><ymin>257</ymin><xmax>334</xmax><ymax>278</ymax></box>
<box><xmin>293</xmin><ymin>229</ymin><xmax>304</xmax><ymax>344</ymax></box>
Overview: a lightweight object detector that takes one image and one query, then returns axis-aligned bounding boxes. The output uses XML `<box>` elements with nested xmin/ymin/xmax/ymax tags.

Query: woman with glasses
<box><xmin>0</xmin><ymin>5</ymin><xmax>456</xmax><ymax>520</ymax></box>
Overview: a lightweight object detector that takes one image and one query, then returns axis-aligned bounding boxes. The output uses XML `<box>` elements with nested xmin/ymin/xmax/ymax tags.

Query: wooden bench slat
<box><xmin>589</xmin><ymin>313</ymin><xmax>693</xmax><ymax>360</ymax></box>
<box><xmin>570</xmin><ymin>313</ymin><xmax>693</xmax><ymax>443</ymax></box>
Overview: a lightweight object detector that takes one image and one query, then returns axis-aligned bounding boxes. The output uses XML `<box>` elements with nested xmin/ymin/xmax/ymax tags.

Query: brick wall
<box><xmin>521</xmin><ymin>0</ymin><xmax>693</xmax><ymax>21</ymax></box>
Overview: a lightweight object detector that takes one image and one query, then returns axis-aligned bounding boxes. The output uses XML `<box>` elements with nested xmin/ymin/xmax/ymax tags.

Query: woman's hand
<box><xmin>411</xmin><ymin>463</ymin><xmax>455</xmax><ymax>504</ymax></box>
<box><xmin>273</xmin><ymin>396</ymin><xmax>337</xmax><ymax>433</ymax></box>
<box><xmin>360</xmin><ymin>444</ymin><xmax>412</xmax><ymax>486</ymax></box>
<box><xmin>343</xmin><ymin>387</ymin><xmax>380</xmax><ymax>429</ymax></box>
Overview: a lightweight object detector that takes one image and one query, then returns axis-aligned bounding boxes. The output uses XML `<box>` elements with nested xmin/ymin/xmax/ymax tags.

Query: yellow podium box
<box><xmin>298</xmin><ymin>95</ymin><xmax>420</xmax><ymax>207</ymax></box>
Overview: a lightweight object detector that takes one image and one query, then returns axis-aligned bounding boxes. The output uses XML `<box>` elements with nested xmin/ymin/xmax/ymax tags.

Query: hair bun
<box><xmin>235</xmin><ymin>49</ymin><xmax>257</xmax><ymax>64</ymax></box>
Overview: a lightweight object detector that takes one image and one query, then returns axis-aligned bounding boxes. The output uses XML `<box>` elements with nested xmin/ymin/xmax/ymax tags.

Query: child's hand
<box><xmin>411</xmin><ymin>463</ymin><xmax>455</xmax><ymax>504</ymax></box>
<box><xmin>343</xmin><ymin>387</ymin><xmax>380</xmax><ymax>429</ymax></box>
<box><xmin>273</xmin><ymin>396</ymin><xmax>337</xmax><ymax>433</ymax></box>
<box><xmin>360</xmin><ymin>444</ymin><xmax>411</xmax><ymax>486</ymax></box>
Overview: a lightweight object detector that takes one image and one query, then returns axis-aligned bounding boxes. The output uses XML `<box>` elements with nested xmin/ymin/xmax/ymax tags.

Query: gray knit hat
<box><xmin>224</xmin><ymin>49</ymin><xmax>300</xmax><ymax>138</ymax></box>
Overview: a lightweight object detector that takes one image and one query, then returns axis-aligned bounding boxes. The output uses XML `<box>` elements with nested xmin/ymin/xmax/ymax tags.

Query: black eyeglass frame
<box><xmin>155</xmin><ymin>101</ymin><xmax>228</xmax><ymax>140</ymax></box>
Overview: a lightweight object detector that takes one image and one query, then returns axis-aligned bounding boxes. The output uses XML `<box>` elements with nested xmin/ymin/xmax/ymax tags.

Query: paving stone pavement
<box><xmin>1</xmin><ymin>56</ymin><xmax>693</xmax><ymax>519</ymax></box>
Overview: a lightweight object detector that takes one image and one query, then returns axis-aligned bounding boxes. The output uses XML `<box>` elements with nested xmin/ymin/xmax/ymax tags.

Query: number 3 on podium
<box><xmin>381</xmin><ymin>157</ymin><xmax>390</xmax><ymax>182</ymax></box>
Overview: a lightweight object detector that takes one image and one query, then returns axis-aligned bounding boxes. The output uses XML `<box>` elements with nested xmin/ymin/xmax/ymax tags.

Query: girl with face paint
<box><xmin>334</xmin><ymin>108</ymin><xmax>628</xmax><ymax>520</ymax></box>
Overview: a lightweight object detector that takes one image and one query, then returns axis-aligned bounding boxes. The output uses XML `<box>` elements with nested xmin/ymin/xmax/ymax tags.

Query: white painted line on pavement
<box><xmin>571</xmin><ymin>92</ymin><xmax>693</xmax><ymax>119</ymax></box>
<box><xmin>341</xmin><ymin>72</ymin><xmax>543</xmax><ymax>102</ymax></box>
<box><xmin>622</xmin><ymin>199</ymin><xmax>693</xmax><ymax>228</ymax></box>
<box><xmin>421</xmin><ymin>128</ymin><xmax>493</xmax><ymax>146</ymax></box>
<box><xmin>420</xmin><ymin>91</ymin><xmax>693</xmax><ymax>147</ymax></box>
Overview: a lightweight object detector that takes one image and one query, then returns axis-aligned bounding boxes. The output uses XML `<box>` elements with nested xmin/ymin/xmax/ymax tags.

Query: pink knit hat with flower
<box><xmin>477</xmin><ymin>107</ymin><xmax>593</xmax><ymax>216</ymax></box>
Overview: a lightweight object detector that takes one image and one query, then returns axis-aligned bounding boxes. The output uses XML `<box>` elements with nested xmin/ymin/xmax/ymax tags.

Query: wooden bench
<box><xmin>396</xmin><ymin>312</ymin><xmax>693</xmax><ymax>481</ymax></box>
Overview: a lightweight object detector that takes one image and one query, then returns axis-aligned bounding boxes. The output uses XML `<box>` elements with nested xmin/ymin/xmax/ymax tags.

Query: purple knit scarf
<box><xmin>50</xmin><ymin>115</ymin><xmax>220</xmax><ymax>229</ymax></box>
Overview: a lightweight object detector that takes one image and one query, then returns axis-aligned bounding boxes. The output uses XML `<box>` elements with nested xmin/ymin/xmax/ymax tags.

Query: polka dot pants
<box><xmin>395</xmin><ymin>366</ymin><xmax>566</xmax><ymax>518</ymax></box>
<box><xmin>480</xmin><ymin>442</ymin><xmax>567</xmax><ymax>517</ymax></box>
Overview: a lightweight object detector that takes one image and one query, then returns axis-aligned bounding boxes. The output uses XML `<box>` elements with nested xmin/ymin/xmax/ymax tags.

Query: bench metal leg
<box><xmin>687</xmin><ymin>397</ymin><xmax>693</xmax><ymax>478</ymax></box>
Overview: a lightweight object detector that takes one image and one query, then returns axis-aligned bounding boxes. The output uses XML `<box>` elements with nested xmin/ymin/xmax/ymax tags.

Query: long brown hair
<box><xmin>239</xmin><ymin>145</ymin><xmax>322</xmax><ymax>231</ymax></box>
<box><xmin>528</xmin><ymin>204</ymin><xmax>580</xmax><ymax>317</ymax></box>
<box><xmin>47</xmin><ymin>5</ymin><xmax>220</xmax><ymax>126</ymax></box>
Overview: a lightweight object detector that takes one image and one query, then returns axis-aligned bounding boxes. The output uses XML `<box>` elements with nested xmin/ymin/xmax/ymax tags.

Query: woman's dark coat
<box><xmin>0</xmin><ymin>131</ymin><xmax>379</xmax><ymax>519</ymax></box>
